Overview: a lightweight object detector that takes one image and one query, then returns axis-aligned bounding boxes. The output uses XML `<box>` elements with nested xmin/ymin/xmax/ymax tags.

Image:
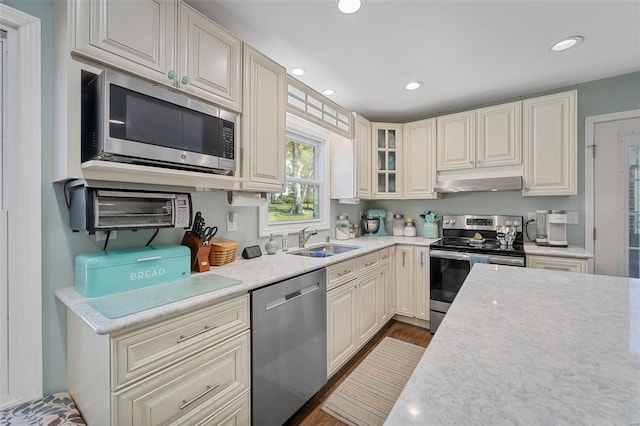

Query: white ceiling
<box><xmin>187</xmin><ymin>0</ymin><xmax>640</xmax><ymax>122</ymax></box>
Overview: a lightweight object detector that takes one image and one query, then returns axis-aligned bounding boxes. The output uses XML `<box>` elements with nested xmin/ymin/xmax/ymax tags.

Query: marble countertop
<box><xmin>56</xmin><ymin>236</ymin><xmax>439</xmax><ymax>335</ymax></box>
<box><xmin>524</xmin><ymin>242</ymin><xmax>593</xmax><ymax>259</ymax></box>
<box><xmin>386</xmin><ymin>264</ymin><xmax>640</xmax><ymax>425</ymax></box>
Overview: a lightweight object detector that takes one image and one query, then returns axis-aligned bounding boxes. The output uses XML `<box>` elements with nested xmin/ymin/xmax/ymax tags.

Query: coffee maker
<box><xmin>536</xmin><ymin>210</ymin><xmax>568</xmax><ymax>247</ymax></box>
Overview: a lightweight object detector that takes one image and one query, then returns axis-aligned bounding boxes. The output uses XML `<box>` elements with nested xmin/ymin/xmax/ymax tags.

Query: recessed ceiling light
<box><xmin>405</xmin><ymin>81</ymin><xmax>423</xmax><ymax>91</ymax></box>
<box><xmin>338</xmin><ymin>0</ymin><xmax>361</xmax><ymax>14</ymax></box>
<box><xmin>291</xmin><ymin>67</ymin><xmax>305</xmax><ymax>76</ymax></box>
<box><xmin>323</xmin><ymin>89</ymin><xmax>335</xmax><ymax>96</ymax></box>
<box><xmin>550</xmin><ymin>36</ymin><xmax>584</xmax><ymax>52</ymax></box>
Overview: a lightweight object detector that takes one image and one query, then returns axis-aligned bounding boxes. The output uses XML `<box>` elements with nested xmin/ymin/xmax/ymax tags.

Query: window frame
<box><xmin>259</xmin><ymin>114</ymin><xmax>331</xmax><ymax>237</ymax></box>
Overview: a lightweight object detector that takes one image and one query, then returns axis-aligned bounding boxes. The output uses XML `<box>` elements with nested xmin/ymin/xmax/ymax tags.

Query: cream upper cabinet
<box><xmin>522</xmin><ymin>90</ymin><xmax>577</xmax><ymax>196</ymax></box>
<box><xmin>403</xmin><ymin>118</ymin><xmax>438</xmax><ymax>199</ymax></box>
<box><xmin>73</xmin><ymin>0</ymin><xmax>242</xmax><ymax>111</ymax></box>
<box><xmin>354</xmin><ymin>113</ymin><xmax>372</xmax><ymax>199</ymax></box>
<box><xmin>372</xmin><ymin>123</ymin><xmax>402</xmax><ymax>199</ymax></box>
<box><xmin>437</xmin><ymin>110</ymin><xmax>475</xmax><ymax>170</ymax></box>
<box><xmin>178</xmin><ymin>3</ymin><xmax>242</xmax><ymax>111</ymax></box>
<box><xmin>476</xmin><ymin>101</ymin><xmax>522</xmax><ymax>167</ymax></box>
<box><xmin>74</xmin><ymin>0</ymin><xmax>177</xmax><ymax>85</ymax></box>
<box><xmin>241</xmin><ymin>45</ymin><xmax>286</xmax><ymax>192</ymax></box>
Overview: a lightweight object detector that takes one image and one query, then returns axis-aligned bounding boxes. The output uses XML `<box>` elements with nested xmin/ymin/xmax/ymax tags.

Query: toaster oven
<box><xmin>69</xmin><ymin>185</ymin><xmax>191</xmax><ymax>234</ymax></box>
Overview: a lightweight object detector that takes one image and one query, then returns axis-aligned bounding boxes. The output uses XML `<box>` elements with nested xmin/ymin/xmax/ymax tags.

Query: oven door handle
<box><xmin>429</xmin><ymin>250</ymin><xmax>525</xmax><ymax>267</ymax></box>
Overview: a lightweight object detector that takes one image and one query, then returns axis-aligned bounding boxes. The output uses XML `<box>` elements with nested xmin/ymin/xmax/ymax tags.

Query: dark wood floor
<box><xmin>285</xmin><ymin>320</ymin><xmax>433</xmax><ymax>426</ymax></box>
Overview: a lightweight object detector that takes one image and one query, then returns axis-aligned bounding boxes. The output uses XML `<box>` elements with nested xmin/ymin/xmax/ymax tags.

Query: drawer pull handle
<box><xmin>337</xmin><ymin>270</ymin><xmax>350</xmax><ymax>276</ymax></box>
<box><xmin>543</xmin><ymin>266</ymin><xmax>572</xmax><ymax>272</ymax></box>
<box><xmin>365</xmin><ymin>261</ymin><xmax>376</xmax><ymax>267</ymax></box>
<box><xmin>177</xmin><ymin>325</ymin><xmax>217</xmax><ymax>343</ymax></box>
<box><xmin>179</xmin><ymin>383</ymin><xmax>220</xmax><ymax>410</ymax></box>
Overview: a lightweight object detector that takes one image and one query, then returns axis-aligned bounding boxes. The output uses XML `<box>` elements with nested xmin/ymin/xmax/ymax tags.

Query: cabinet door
<box><xmin>395</xmin><ymin>246</ymin><xmax>414</xmax><ymax>316</ymax></box>
<box><xmin>437</xmin><ymin>110</ymin><xmax>475</xmax><ymax>170</ymax></box>
<box><xmin>378</xmin><ymin>261</ymin><xmax>393</xmax><ymax>327</ymax></box>
<box><xmin>403</xmin><ymin>118</ymin><xmax>437</xmax><ymax>199</ymax></box>
<box><xmin>414</xmin><ymin>247</ymin><xmax>430</xmax><ymax>321</ymax></box>
<box><xmin>527</xmin><ymin>255</ymin><xmax>587</xmax><ymax>274</ymax></box>
<box><xmin>178</xmin><ymin>4</ymin><xmax>242</xmax><ymax>112</ymax></box>
<box><xmin>372</xmin><ymin>123</ymin><xmax>402</xmax><ymax>199</ymax></box>
<box><xmin>523</xmin><ymin>90</ymin><xmax>577</xmax><ymax>196</ymax></box>
<box><xmin>354</xmin><ymin>113</ymin><xmax>372</xmax><ymax>199</ymax></box>
<box><xmin>241</xmin><ymin>45</ymin><xmax>286</xmax><ymax>191</ymax></box>
<box><xmin>358</xmin><ymin>273</ymin><xmax>380</xmax><ymax>344</ymax></box>
<box><xmin>74</xmin><ymin>0</ymin><xmax>176</xmax><ymax>85</ymax></box>
<box><xmin>476</xmin><ymin>101</ymin><xmax>522</xmax><ymax>167</ymax></box>
<box><xmin>327</xmin><ymin>282</ymin><xmax>358</xmax><ymax>376</ymax></box>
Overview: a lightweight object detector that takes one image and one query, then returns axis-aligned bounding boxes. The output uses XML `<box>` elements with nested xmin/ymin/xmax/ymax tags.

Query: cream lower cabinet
<box><xmin>241</xmin><ymin>44</ymin><xmax>286</xmax><ymax>192</ymax></box>
<box><xmin>527</xmin><ymin>254</ymin><xmax>588</xmax><ymax>274</ymax></box>
<box><xmin>327</xmin><ymin>249</ymin><xmax>393</xmax><ymax>377</ymax></box>
<box><xmin>523</xmin><ymin>90</ymin><xmax>577</xmax><ymax>196</ymax></box>
<box><xmin>67</xmin><ymin>294</ymin><xmax>251</xmax><ymax>426</ymax></box>
<box><xmin>395</xmin><ymin>246</ymin><xmax>430</xmax><ymax>323</ymax></box>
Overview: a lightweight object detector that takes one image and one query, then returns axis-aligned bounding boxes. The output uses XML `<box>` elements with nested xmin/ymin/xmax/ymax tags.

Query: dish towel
<box><xmin>469</xmin><ymin>254</ymin><xmax>490</xmax><ymax>268</ymax></box>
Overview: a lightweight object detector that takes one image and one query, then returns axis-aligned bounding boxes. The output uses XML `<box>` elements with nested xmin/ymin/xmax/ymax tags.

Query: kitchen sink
<box><xmin>287</xmin><ymin>243</ymin><xmax>362</xmax><ymax>257</ymax></box>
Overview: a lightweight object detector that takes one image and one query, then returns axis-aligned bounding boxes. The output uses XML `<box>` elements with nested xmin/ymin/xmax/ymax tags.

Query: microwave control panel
<box><xmin>220</xmin><ymin>121</ymin><xmax>235</xmax><ymax>160</ymax></box>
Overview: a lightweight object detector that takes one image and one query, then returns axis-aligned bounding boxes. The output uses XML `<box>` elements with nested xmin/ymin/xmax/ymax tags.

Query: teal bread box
<box><xmin>75</xmin><ymin>245</ymin><xmax>191</xmax><ymax>297</ymax></box>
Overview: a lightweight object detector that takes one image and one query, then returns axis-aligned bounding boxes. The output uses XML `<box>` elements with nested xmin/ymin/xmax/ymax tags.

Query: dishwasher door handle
<box><xmin>265</xmin><ymin>282</ymin><xmax>321</xmax><ymax>310</ymax></box>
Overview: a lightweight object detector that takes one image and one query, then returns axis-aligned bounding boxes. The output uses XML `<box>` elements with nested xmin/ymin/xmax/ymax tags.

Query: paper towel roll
<box><xmin>227</xmin><ymin>191</ymin><xmax>267</xmax><ymax>207</ymax></box>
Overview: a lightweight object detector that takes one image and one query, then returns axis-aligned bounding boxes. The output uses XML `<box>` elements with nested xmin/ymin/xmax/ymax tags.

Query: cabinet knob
<box><xmin>181</xmin><ymin>76</ymin><xmax>191</xmax><ymax>85</ymax></box>
<box><xmin>469</xmin><ymin>160</ymin><xmax>474</xmax><ymax>165</ymax></box>
<box><xmin>167</xmin><ymin>71</ymin><xmax>177</xmax><ymax>80</ymax></box>
<box><xmin>524</xmin><ymin>187</ymin><xmax>530</xmax><ymax>192</ymax></box>
<box><xmin>477</xmin><ymin>160</ymin><xmax>482</xmax><ymax>166</ymax></box>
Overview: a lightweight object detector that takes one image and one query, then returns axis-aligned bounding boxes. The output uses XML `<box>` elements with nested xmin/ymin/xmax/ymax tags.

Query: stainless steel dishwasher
<box><xmin>251</xmin><ymin>268</ymin><xmax>327</xmax><ymax>426</ymax></box>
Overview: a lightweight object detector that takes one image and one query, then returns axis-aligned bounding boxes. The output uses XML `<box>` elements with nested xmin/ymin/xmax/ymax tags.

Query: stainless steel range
<box><xmin>429</xmin><ymin>214</ymin><xmax>525</xmax><ymax>332</ymax></box>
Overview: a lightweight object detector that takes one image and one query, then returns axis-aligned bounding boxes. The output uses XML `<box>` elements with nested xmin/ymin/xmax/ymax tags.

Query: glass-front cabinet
<box><xmin>372</xmin><ymin>123</ymin><xmax>402</xmax><ymax>199</ymax></box>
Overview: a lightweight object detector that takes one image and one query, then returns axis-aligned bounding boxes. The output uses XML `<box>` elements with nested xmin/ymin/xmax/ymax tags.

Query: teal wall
<box><xmin>5</xmin><ymin>0</ymin><xmax>640</xmax><ymax>394</ymax></box>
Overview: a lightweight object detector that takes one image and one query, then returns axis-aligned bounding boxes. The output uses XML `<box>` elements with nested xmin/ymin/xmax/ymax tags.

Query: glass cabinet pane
<box><xmin>378</xmin><ymin>129</ymin><xmax>386</xmax><ymax>148</ymax></box>
<box><xmin>388</xmin><ymin>173</ymin><xmax>396</xmax><ymax>193</ymax></box>
<box><xmin>378</xmin><ymin>152</ymin><xmax>386</xmax><ymax>171</ymax></box>
<box><xmin>378</xmin><ymin>173</ymin><xmax>386</xmax><ymax>192</ymax></box>
<box><xmin>388</xmin><ymin>130</ymin><xmax>396</xmax><ymax>149</ymax></box>
<box><xmin>388</xmin><ymin>152</ymin><xmax>396</xmax><ymax>171</ymax></box>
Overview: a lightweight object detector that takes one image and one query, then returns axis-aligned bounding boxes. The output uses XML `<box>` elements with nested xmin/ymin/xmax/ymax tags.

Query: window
<box><xmin>260</xmin><ymin>114</ymin><xmax>330</xmax><ymax>236</ymax></box>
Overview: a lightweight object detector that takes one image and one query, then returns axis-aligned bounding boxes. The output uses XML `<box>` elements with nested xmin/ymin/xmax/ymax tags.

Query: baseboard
<box><xmin>393</xmin><ymin>314</ymin><xmax>431</xmax><ymax>330</ymax></box>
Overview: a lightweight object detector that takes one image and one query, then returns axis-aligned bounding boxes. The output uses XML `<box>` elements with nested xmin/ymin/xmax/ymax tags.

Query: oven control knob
<box><xmin>444</xmin><ymin>219</ymin><xmax>450</xmax><ymax>225</ymax></box>
<box><xmin>451</xmin><ymin>218</ymin><xmax>456</xmax><ymax>224</ymax></box>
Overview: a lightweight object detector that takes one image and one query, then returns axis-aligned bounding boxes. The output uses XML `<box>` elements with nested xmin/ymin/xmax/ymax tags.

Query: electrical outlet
<box><xmin>566</xmin><ymin>211</ymin><xmax>579</xmax><ymax>224</ymax></box>
<box><xmin>96</xmin><ymin>230</ymin><xmax>116</xmax><ymax>241</ymax></box>
<box><xmin>527</xmin><ymin>212</ymin><xmax>536</xmax><ymax>222</ymax></box>
<box><xmin>227</xmin><ymin>212</ymin><xmax>238</xmax><ymax>232</ymax></box>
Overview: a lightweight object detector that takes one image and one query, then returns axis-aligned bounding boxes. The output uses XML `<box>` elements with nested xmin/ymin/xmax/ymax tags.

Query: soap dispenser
<box><xmin>265</xmin><ymin>234</ymin><xmax>278</xmax><ymax>255</ymax></box>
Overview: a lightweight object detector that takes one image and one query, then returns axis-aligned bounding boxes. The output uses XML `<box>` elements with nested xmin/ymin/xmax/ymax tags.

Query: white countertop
<box><xmin>524</xmin><ymin>242</ymin><xmax>593</xmax><ymax>259</ymax></box>
<box><xmin>386</xmin><ymin>264</ymin><xmax>640</xmax><ymax>425</ymax></box>
<box><xmin>56</xmin><ymin>236</ymin><xmax>439</xmax><ymax>335</ymax></box>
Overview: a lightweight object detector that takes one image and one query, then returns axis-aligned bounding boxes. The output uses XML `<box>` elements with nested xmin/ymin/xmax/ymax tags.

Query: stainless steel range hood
<box><xmin>434</xmin><ymin>176</ymin><xmax>523</xmax><ymax>193</ymax></box>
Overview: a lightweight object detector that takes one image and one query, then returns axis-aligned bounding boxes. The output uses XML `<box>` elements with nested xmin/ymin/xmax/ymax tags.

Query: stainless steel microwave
<box><xmin>81</xmin><ymin>69</ymin><xmax>237</xmax><ymax>174</ymax></box>
<box><xmin>69</xmin><ymin>185</ymin><xmax>192</xmax><ymax>234</ymax></box>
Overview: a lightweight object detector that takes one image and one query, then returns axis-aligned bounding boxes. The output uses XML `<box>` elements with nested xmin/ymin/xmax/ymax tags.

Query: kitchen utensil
<box><xmin>201</xmin><ymin>226</ymin><xmax>218</xmax><ymax>245</ymax></box>
<box><xmin>191</xmin><ymin>211</ymin><xmax>202</xmax><ymax>233</ymax></box>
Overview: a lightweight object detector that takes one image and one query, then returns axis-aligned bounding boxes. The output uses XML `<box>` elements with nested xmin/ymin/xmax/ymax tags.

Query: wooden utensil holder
<box><xmin>181</xmin><ymin>232</ymin><xmax>211</xmax><ymax>272</ymax></box>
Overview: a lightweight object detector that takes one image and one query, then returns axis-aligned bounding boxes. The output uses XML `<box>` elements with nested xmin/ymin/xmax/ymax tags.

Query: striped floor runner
<box><xmin>321</xmin><ymin>337</ymin><xmax>425</xmax><ymax>425</ymax></box>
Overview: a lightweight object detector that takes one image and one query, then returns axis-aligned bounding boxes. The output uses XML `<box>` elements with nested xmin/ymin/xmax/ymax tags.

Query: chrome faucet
<box><xmin>298</xmin><ymin>226</ymin><xmax>318</xmax><ymax>248</ymax></box>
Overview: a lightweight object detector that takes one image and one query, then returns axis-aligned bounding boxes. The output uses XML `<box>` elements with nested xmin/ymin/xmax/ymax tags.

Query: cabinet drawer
<box><xmin>326</xmin><ymin>260</ymin><xmax>357</xmax><ymax>291</ymax></box>
<box><xmin>527</xmin><ymin>255</ymin><xmax>587</xmax><ymax>274</ymax></box>
<box><xmin>357</xmin><ymin>252</ymin><xmax>379</xmax><ymax>274</ymax></box>
<box><xmin>112</xmin><ymin>294</ymin><xmax>249</xmax><ymax>389</ymax></box>
<box><xmin>113</xmin><ymin>330</ymin><xmax>250</xmax><ymax>426</ymax></box>
<box><xmin>378</xmin><ymin>248</ymin><xmax>391</xmax><ymax>264</ymax></box>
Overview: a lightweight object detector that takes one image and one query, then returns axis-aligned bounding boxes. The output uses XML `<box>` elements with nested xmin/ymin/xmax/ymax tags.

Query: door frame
<box><xmin>585</xmin><ymin>109</ymin><xmax>640</xmax><ymax>275</ymax></box>
<box><xmin>0</xmin><ymin>4</ymin><xmax>41</xmax><ymax>409</ymax></box>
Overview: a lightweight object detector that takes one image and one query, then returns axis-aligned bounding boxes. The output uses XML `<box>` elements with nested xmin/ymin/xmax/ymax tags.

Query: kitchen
<box><xmin>1</xmin><ymin>0</ymin><xmax>639</xmax><ymax>424</ymax></box>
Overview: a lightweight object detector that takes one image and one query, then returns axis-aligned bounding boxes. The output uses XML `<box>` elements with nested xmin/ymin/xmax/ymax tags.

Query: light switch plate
<box><xmin>227</xmin><ymin>212</ymin><xmax>238</xmax><ymax>232</ymax></box>
<box><xmin>566</xmin><ymin>211</ymin><xmax>579</xmax><ymax>224</ymax></box>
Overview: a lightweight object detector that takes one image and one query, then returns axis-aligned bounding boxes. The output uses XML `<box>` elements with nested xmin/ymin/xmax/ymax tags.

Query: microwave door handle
<box><xmin>96</xmin><ymin>190</ymin><xmax>177</xmax><ymax>199</ymax></box>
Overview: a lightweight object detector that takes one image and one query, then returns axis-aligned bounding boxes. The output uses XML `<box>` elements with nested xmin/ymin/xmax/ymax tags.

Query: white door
<box><xmin>0</xmin><ymin>31</ymin><xmax>7</xmax><ymax>402</ymax></box>
<box><xmin>621</xmin><ymin>131</ymin><xmax>640</xmax><ymax>277</ymax></box>
<box><xmin>593</xmin><ymin>118</ymin><xmax>640</xmax><ymax>276</ymax></box>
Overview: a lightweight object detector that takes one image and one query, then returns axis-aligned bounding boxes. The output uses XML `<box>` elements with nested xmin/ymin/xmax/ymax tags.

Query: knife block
<box><xmin>181</xmin><ymin>232</ymin><xmax>211</xmax><ymax>272</ymax></box>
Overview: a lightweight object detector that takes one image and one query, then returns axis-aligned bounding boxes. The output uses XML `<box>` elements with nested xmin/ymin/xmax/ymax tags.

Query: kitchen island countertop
<box><xmin>386</xmin><ymin>264</ymin><xmax>640</xmax><ymax>425</ymax></box>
